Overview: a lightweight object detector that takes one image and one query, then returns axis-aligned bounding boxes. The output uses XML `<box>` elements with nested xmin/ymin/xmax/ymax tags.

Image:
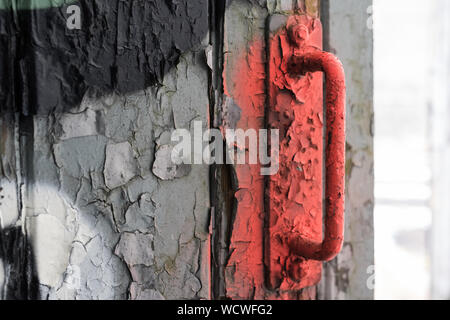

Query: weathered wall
<box><xmin>217</xmin><ymin>0</ymin><xmax>373</xmax><ymax>300</ymax></box>
<box><xmin>0</xmin><ymin>0</ymin><xmax>209</xmax><ymax>115</ymax></box>
<box><xmin>318</xmin><ymin>0</ymin><xmax>374</xmax><ymax>300</ymax></box>
<box><xmin>1</xmin><ymin>0</ymin><xmax>211</xmax><ymax>300</ymax></box>
<box><xmin>0</xmin><ymin>53</ymin><xmax>211</xmax><ymax>300</ymax></box>
<box><xmin>0</xmin><ymin>0</ymin><xmax>374</xmax><ymax>300</ymax></box>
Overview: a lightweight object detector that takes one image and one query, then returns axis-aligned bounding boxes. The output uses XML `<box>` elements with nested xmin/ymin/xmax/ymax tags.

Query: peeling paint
<box><xmin>222</xmin><ymin>0</ymin><xmax>267</xmax><ymax>300</ymax></box>
<box><xmin>0</xmin><ymin>49</ymin><xmax>211</xmax><ymax>300</ymax></box>
<box><xmin>0</xmin><ymin>0</ymin><xmax>372</xmax><ymax>301</ymax></box>
<box><xmin>0</xmin><ymin>0</ymin><xmax>209</xmax><ymax>115</ymax></box>
<box><xmin>265</xmin><ymin>14</ymin><xmax>325</xmax><ymax>291</ymax></box>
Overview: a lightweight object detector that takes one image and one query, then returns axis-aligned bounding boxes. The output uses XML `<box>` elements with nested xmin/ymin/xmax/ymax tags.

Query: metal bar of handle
<box><xmin>286</xmin><ymin>50</ymin><xmax>346</xmax><ymax>262</ymax></box>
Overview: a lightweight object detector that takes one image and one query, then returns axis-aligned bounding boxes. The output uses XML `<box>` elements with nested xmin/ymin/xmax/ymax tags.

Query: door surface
<box><xmin>0</xmin><ymin>0</ymin><xmax>374</xmax><ymax>300</ymax></box>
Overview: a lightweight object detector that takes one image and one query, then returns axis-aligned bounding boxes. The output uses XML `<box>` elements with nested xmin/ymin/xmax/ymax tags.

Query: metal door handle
<box><xmin>286</xmin><ymin>50</ymin><xmax>346</xmax><ymax>261</ymax></box>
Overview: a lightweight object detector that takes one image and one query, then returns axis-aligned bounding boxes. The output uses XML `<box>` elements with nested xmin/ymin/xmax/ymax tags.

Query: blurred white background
<box><xmin>374</xmin><ymin>0</ymin><xmax>450</xmax><ymax>300</ymax></box>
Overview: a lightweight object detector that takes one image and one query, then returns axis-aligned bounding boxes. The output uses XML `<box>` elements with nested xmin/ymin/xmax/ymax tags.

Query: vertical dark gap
<box><xmin>321</xmin><ymin>0</ymin><xmax>330</xmax><ymax>52</ymax></box>
<box><xmin>1</xmin><ymin>5</ymin><xmax>40</xmax><ymax>300</ymax></box>
<box><xmin>18</xmin><ymin>6</ymin><xmax>38</xmax><ymax>300</ymax></box>
<box><xmin>262</xmin><ymin>13</ymin><xmax>272</xmax><ymax>291</ymax></box>
<box><xmin>319</xmin><ymin>0</ymin><xmax>332</xmax><ymax>301</ymax></box>
<box><xmin>209</xmin><ymin>0</ymin><xmax>236</xmax><ymax>300</ymax></box>
<box><xmin>2</xmin><ymin>114</ymin><xmax>38</xmax><ymax>300</ymax></box>
<box><xmin>321</xmin><ymin>0</ymin><xmax>330</xmax><ymax>240</ymax></box>
<box><xmin>208</xmin><ymin>0</ymin><xmax>218</xmax><ymax>300</ymax></box>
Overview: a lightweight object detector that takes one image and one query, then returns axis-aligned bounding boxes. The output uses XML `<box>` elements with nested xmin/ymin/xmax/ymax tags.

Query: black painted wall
<box><xmin>0</xmin><ymin>0</ymin><xmax>208</xmax><ymax>115</ymax></box>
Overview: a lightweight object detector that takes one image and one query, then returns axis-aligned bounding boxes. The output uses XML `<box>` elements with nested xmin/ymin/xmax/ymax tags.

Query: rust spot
<box><xmin>305</xmin><ymin>0</ymin><xmax>320</xmax><ymax>18</ymax></box>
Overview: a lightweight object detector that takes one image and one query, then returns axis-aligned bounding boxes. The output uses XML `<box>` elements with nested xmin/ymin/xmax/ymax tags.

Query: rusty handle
<box><xmin>286</xmin><ymin>51</ymin><xmax>346</xmax><ymax>261</ymax></box>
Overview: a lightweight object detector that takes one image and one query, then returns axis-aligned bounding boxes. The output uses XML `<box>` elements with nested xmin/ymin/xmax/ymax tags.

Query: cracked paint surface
<box><xmin>0</xmin><ymin>0</ymin><xmax>373</xmax><ymax>301</ymax></box>
<box><xmin>221</xmin><ymin>1</ymin><xmax>266</xmax><ymax>300</ymax></box>
<box><xmin>286</xmin><ymin>49</ymin><xmax>346</xmax><ymax>263</ymax></box>
<box><xmin>0</xmin><ymin>0</ymin><xmax>211</xmax><ymax>300</ymax></box>
<box><xmin>220</xmin><ymin>0</ymin><xmax>349</xmax><ymax>300</ymax></box>
<box><xmin>0</xmin><ymin>0</ymin><xmax>209</xmax><ymax>115</ymax></box>
<box><xmin>221</xmin><ymin>0</ymin><xmax>328</xmax><ymax>300</ymax></box>
<box><xmin>266</xmin><ymin>14</ymin><xmax>325</xmax><ymax>291</ymax></box>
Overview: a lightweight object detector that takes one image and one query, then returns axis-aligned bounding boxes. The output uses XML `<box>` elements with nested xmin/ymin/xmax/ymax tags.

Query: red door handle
<box><xmin>286</xmin><ymin>51</ymin><xmax>346</xmax><ymax>262</ymax></box>
<box><xmin>265</xmin><ymin>15</ymin><xmax>345</xmax><ymax>290</ymax></box>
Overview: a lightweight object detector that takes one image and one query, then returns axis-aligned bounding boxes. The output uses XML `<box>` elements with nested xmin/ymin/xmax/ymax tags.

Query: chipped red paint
<box><xmin>223</xmin><ymin>39</ymin><xmax>267</xmax><ymax>300</ymax></box>
<box><xmin>267</xmin><ymin>15</ymin><xmax>345</xmax><ymax>291</ymax></box>
<box><xmin>266</xmin><ymin>15</ymin><xmax>325</xmax><ymax>291</ymax></box>
<box><xmin>223</xmin><ymin>14</ymin><xmax>345</xmax><ymax>298</ymax></box>
<box><xmin>286</xmin><ymin>50</ymin><xmax>346</xmax><ymax>263</ymax></box>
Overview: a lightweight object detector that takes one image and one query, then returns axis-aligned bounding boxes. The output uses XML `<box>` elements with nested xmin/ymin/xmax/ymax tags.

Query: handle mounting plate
<box><xmin>265</xmin><ymin>14</ymin><xmax>325</xmax><ymax>291</ymax></box>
